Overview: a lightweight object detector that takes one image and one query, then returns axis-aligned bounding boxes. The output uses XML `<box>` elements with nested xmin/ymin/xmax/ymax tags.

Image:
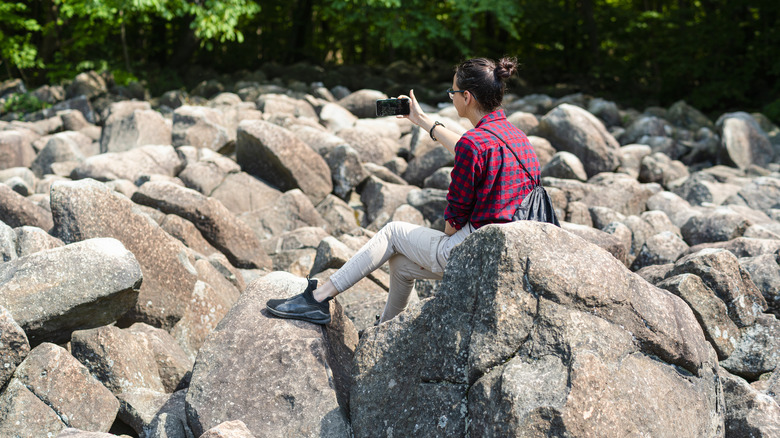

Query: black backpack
<box><xmin>481</xmin><ymin>127</ymin><xmax>561</xmax><ymax>227</ymax></box>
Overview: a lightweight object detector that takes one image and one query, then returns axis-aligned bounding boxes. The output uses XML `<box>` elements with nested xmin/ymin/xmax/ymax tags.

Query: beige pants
<box><xmin>329</xmin><ymin>221</ymin><xmax>474</xmax><ymax>322</ymax></box>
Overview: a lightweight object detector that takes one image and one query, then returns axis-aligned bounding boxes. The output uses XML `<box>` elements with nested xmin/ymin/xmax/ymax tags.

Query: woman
<box><xmin>266</xmin><ymin>57</ymin><xmax>540</xmax><ymax>325</ymax></box>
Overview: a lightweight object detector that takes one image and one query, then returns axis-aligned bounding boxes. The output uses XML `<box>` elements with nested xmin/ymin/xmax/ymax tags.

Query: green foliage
<box><xmin>3</xmin><ymin>93</ymin><xmax>49</xmax><ymax>114</ymax></box>
<box><xmin>0</xmin><ymin>2</ymin><xmax>43</xmax><ymax>72</ymax></box>
<box><xmin>763</xmin><ymin>100</ymin><xmax>780</xmax><ymax>126</ymax></box>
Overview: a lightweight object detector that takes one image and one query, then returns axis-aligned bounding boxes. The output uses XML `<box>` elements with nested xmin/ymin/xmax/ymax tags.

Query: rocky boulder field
<box><xmin>1</xmin><ymin>71</ymin><xmax>779</xmax><ymax>437</ymax></box>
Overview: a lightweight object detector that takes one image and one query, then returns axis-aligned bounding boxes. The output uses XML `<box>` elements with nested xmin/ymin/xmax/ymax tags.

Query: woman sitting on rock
<box><xmin>266</xmin><ymin>57</ymin><xmax>541</xmax><ymax>325</ymax></box>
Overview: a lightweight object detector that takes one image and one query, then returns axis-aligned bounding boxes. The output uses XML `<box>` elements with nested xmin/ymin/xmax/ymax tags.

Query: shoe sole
<box><xmin>266</xmin><ymin>305</ymin><xmax>331</xmax><ymax>325</ymax></box>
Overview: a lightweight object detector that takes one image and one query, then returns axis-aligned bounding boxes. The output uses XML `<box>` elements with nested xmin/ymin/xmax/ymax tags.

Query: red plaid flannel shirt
<box><xmin>445</xmin><ymin>109</ymin><xmax>540</xmax><ymax>230</ymax></box>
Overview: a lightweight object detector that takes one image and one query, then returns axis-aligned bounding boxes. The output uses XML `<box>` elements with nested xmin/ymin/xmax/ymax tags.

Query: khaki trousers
<box><xmin>329</xmin><ymin>221</ymin><xmax>474</xmax><ymax>322</ymax></box>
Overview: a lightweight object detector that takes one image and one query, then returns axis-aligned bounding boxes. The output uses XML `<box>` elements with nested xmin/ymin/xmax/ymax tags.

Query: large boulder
<box><xmin>360</xmin><ymin>176</ymin><xmax>417</xmax><ymax>229</ymax></box>
<box><xmin>721</xmin><ymin>368</ymin><xmax>780</xmax><ymax>436</ymax></box>
<box><xmin>132</xmin><ymin>180</ymin><xmax>271</xmax><ymax>269</ymax></box>
<box><xmin>681</xmin><ymin>206</ymin><xmax>751</xmax><ymax>246</ymax></box>
<box><xmin>12</xmin><ymin>342</ymin><xmax>119</xmax><ymax>431</ymax></box>
<box><xmin>209</xmin><ymin>172</ymin><xmax>282</xmax><ymax>216</ymax></box>
<box><xmin>172</xmin><ymin>105</ymin><xmax>232</xmax><ymax>151</ymax></box>
<box><xmin>71</xmin><ymin>144</ymin><xmax>184</xmax><ymax>183</ymax></box>
<box><xmin>236</xmin><ymin>120</ymin><xmax>332</xmax><ymax>205</ymax></box>
<box><xmin>126</xmin><ymin>323</ymin><xmax>194</xmax><ymax>393</ymax></box>
<box><xmin>720</xmin><ymin>313</ymin><xmax>780</xmax><ymax>379</ymax></box>
<box><xmin>238</xmin><ymin>189</ymin><xmax>328</xmax><ymax>240</ymax></box>
<box><xmin>171</xmin><ymin>280</ymin><xmax>238</xmax><ymax>361</ymax></box>
<box><xmin>717</xmin><ymin>112</ymin><xmax>775</xmax><ymax>169</ymax></box>
<box><xmin>51</xmin><ymin>179</ymin><xmax>198</xmax><ymax>328</ymax></box>
<box><xmin>536</xmin><ymin>104</ymin><xmax>621</xmax><ymax>177</ymax></box>
<box><xmin>0</xmin><ymin>305</ymin><xmax>29</xmax><ymax>389</ymax></box>
<box><xmin>337</xmin><ymin>89</ymin><xmax>387</xmax><ymax>119</ymax></box>
<box><xmin>185</xmin><ymin>272</ymin><xmax>354</xmax><ymax>437</ymax></box>
<box><xmin>739</xmin><ymin>253</ymin><xmax>780</xmax><ymax>316</ymax></box>
<box><xmin>100</xmin><ymin>109</ymin><xmax>172</xmax><ymax>153</ymax></box>
<box><xmin>0</xmin><ymin>238</ymin><xmax>141</xmax><ymax>345</ymax></box>
<box><xmin>0</xmin><ymin>130</ymin><xmax>37</xmax><ymax>170</ymax></box>
<box><xmin>0</xmin><ymin>183</ymin><xmax>53</xmax><ymax>230</ymax></box>
<box><xmin>350</xmin><ymin>222</ymin><xmax>722</xmax><ymax>437</ymax></box>
<box><xmin>0</xmin><ymin>379</ymin><xmax>66</xmax><ymax>436</ymax></box>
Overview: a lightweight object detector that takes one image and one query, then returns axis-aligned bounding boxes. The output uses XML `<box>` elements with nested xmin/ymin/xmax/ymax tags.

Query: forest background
<box><xmin>2</xmin><ymin>0</ymin><xmax>779</xmax><ymax>123</ymax></box>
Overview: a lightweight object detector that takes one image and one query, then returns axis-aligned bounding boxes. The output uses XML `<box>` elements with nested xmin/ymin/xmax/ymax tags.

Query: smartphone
<box><xmin>376</xmin><ymin>98</ymin><xmax>410</xmax><ymax>117</ymax></box>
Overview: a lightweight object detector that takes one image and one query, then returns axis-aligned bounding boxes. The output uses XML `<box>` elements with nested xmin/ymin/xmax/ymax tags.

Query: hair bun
<box><xmin>495</xmin><ymin>57</ymin><xmax>518</xmax><ymax>80</ymax></box>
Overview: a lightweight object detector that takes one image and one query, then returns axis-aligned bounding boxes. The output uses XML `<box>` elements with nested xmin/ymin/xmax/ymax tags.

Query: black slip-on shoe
<box><xmin>266</xmin><ymin>278</ymin><xmax>331</xmax><ymax>325</ymax></box>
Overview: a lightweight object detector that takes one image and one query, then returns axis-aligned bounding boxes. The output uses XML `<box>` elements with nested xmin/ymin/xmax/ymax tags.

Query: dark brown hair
<box><xmin>455</xmin><ymin>57</ymin><xmax>518</xmax><ymax>112</ymax></box>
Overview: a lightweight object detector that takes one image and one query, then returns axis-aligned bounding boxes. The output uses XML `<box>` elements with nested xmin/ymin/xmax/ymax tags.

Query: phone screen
<box><xmin>376</xmin><ymin>98</ymin><xmax>410</xmax><ymax>117</ymax></box>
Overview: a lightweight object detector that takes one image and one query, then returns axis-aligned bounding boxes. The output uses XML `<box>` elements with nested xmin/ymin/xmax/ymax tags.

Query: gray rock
<box><xmin>127</xmin><ymin>323</ymin><xmax>193</xmax><ymax>393</ymax></box>
<box><xmin>528</xmin><ymin>135</ymin><xmax>556</xmax><ymax>168</ymax></box>
<box><xmin>671</xmin><ymin>248</ymin><xmax>766</xmax><ymax>328</ymax></box>
<box><xmin>0</xmin><ymin>220</ymin><xmax>17</xmax><ymax>262</ymax></box>
<box><xmin>621</xmin><ymin>115</ymin><xmax>672</xmax><ymax>145</ymax></box>
<box><xmin>31</xmin><ymin>132</ymin><xmax>88</xmax><ymax>177</ymax></box>
<box><xmin>721</xmin><ymin>368</ymin><xmax>780</xmax><ymax>437</ymax></box>
<box><xmin>541</xmin><ymin>151</ymin><xmax>588</xmax><ymax>181</ymax></box>
<box><xmin>236</xmin><ymin>120</ymin><xmax>332</xmax><ymax>205</ymax></box>
<box><xmin>407</xmin><ymin>188</ymin><xmax>447</xmax><ymax>226</ymax></box>
<box><xmin>668</xmin><ymin>100</ymin><xmax>714</xmax><ymax>131</ymax></box>
<box><xmin>316</xmin><ymin>194</ymin><xmax>360</xmax><ymax>237</ymax></box>
<box><xmin>172</xmin><ymin>280</ymin><xmax>238</xmax><ymax>361</ymax></box>
<box><xmin>238</xmin><ymin>189</ymin><xmax>328</xmax><ymax>240</ymax></box>
<box><xmin>337</xmin><ymin>89</ymin><xmax>387</xmax><ymax>118</ymax></box>
<box><xmin>292</xmin><ymin>125</ymin><xmax>348</xmax><ymax>156</ymax></box>
<box><xmin>362</xmin><ymin>162</ymin><xmax>407</xmax><ymax>185</ymax></box>
<box><xmin>132</xmin><ymin>180</ymin><xmax>270</xmax><ymax>269</ymax></box>
<box><xmin>319</xmin><ymin>102</ymin><xmax>357</xmax><ymax>132</ymax></box>
<box><xmin>0</xmin><ymin>166</ymin><xmax>36</xmax><ymax>189</ymax></box>
<box><xmin>177</xmin><ymin>152</ymin><xmax>241</xmax><ymax>196</ymax></box>
<box><xmin>337</xmin><ymin>126</ymin><xmax>399</xmax><ymax>166</ymax></box>
<box><xmin>14</xmin><ymin>225</ymin><xmax>64</xmax><ymax>257</ymax></box>
<box><xmin>739</xmin><ymin>254</ymin><xmax>780</xmax><ymax>316</ymax></box>
<box><xmin>507</xmin><ymin>111</ymin><xmax>539</xmax><ymax>133</ymax></box>
<box><xmin>403</xmin><ymin>146</ymin><xmax>454</xmax><ymax>187</ymax></box>
<box><xmin>360</xmin><ymin>176</ymin><xmax>417</xmax><ymax>229</ymax></box>
<box><xmin>71</xmin><ymin>324</ymin><xmax>166</xmax><ymax>394</ymax></box>
<box><xmin>55</xmin><ymin>428</ymin><xmax>118</xmax><ymax>438</ymax></box>
<box><xmin>160</xmin><ymin>213</ymin><xmax>220</xmax><ymax>257</ymax></box>
<box><xmin>314</xmin><ymin>269</ymin><xmax>387</xmax><ymax>333</ymax></box>
<box><xmin>619</xmin><ymin>144</ymin><xmax>652</xmax><ymax>178</ymax></box>
<box><xmin>13</xmin><ymin>342</ymin><xmax>119</xmax><ymax>431</ymax></box>
<box><xmin>717</xmin><ymin>112</ymin><xmax>775</xmax><ymax>169</ymax></box>
<box><xmin>537</xmin><ymin>104</ymin><xmax>621</xmax><ymax>177</ymax></box>
<box><xmin>681</xmin><ymin>206</ymin><xmax>751</xmax><ymax>246</ymax></box>
<box><xmin>256</xmin><ymin>93</ymin><xmax>317</xmax><ymax>119</ymax></box>
<box><xmin>262</xmin><ymin>227</ymin><xmax>329</xmax><ymax>274</ymax></box>
<box><xmin>144</xmin><ymin>390</ymin><xmax>194</xmax><ymax>438</ymax></box>
<box><xmin>630</xmin><ymin>231</ymin><xmax>689</xmax><ymax>270</ymax></box>
<box><xmin>100</xmin><ymin>109</ymin><xmax>172</xmax><ymax>153</ymax></box>
<box><xmin>351</xmin><ymin>222</ymin><xmax>720</xmax><ymax>438</ymax></box>
<box><xmin>635</xmin><ymin>263</ymin><xmax>675</xmax><ymax>285</ymax></box>
<box><xmin>117</xmin><ymin>388</ymin><xmax>171</xmax><ymax>435</ymax></box>
<box><xmin>587</xmin><ymin>97</ymin><xmax>621</xmax><ymax>127</ymax></box>
<box><xmin>725</xmin><ymin>176</ymin><xmax>780</xmax><ymax>217</ymax></box>
<box><xmin>721</xmin><ymin>313</ymin><xmax>780</xmax><ymax>379</ymax></box>
<box><xmin>588</xmin><ymin>206</ymin><xmax>626</xmax><ymax>230</ymax></box>
<box><xmin>565</xmin><ymin>200</ymin><xmax>593</xmax><ymax>226</ymax></box>
<box><xmin>658</xmin><ymin>274</ymin><xmax>740</xmax><ymax>360</ymax></box>
<box><xmin>66</xmin><ymin>71</ymin><xmax>106</xmax><ymax>100</ymax></box>
<box><xmin>51</xmin><ymin>179</ymin><xmax>198</xmax><ymax>329</ymax></box>
<box><xmin>172</xmin><ymin>106</ymin><xmax>232</xmax><ymax>151</ymax></box>
<box><xmin>0</xmin><ymin>305</ymin><xmax>29</xmax><ymax>389</ymax></box>
<box><xmin>324</xmin><ymin>144</ymin><xmax>367</xmax><ymax>199</ymax></box>
<box><xmin>646</xmin><ymin>190</ymin><xmax>701</xmax><ymax>228</ymax></box>
<box><xmin>545</xmin><ymin>173</ymin><xmax>661</xmax><ymax>217</ymax></box>
<box><xmin>562</xmin><ymin>221</ymin><xmax>629</xmax><ymax>266</ymax></box>
<box><xmin>209</xmin><ymin>172</ymin><xmax>282</xmax><ymax>216</ymax></box>
<box><xmin>685</xmin><ymin>237</ymin><xmax>780</xmax><ymax>259</ymax></box>
<box><xmin>200</xmin><ymin>420</ymin><xmax>255</xmax><ymax>438</ymax></box>
<box><xmin>0</xmin><ymin>379</ymin><xmax>66</xmax><ymax>436</ymax></box>
<box><xmin>0</xmin><ymin>183</ymin><xmax>54</xmax><ymax>230</ymax></box>
<box><xmin>72</xmin><ymin>144</ymin><xmax>184</xmax><ymax>182</ymax></box>
<box><xmin>639</xmin><ymin>152</ymin><xmax>689</xmax><ymax>188</ymax></box>
<box><xmin>0</xmin><ymin>130</ymin><xmax>39</xmax><ymax>170</ymax></box>
<box><xmin>423</xmin><ymin>166</ymin><xmax>452</xmax><ymax>190</ymax></box>
<box><xmin>0</xmin><ymin>238</ymin><xmax>141</xmax><ymax>345</ymax></box>
<box><xmin>185</xmin><ymin>272</ymin><xmax>353</xmax><ymax>437</ymax></box>
<box><xmin>4</xmin><ymin>175</ymin><xmax>31</xmax><ymax>195</ymax></box>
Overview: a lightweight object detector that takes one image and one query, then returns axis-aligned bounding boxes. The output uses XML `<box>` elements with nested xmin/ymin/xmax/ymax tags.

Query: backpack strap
<box><xmin>480</xmin><ymin>126</ymin><xmax>540</xmax><ymax>186</ymax></box>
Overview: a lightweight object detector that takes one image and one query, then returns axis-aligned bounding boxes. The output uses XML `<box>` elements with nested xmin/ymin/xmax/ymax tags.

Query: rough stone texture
<box><xmin>172</xmin><ymin>280</ymin><xmax>238</xmax><ymax>361</ymax></box>
<box><xmin>55</xmin><ymin>429</ymin><xmax>118</xmax><ymax>438</ymax></box>
<box><xmin>562</xmin><ymin>221</ymin><xmax>629</xmax><ymax>266</ymax></box>
<box><xmin>739</xmin><ymin>253</ymin><xmax>780</xmax><ymax>317</ymax></box>
<box><xmin>0</xmin><ymin>183</ymin><xmax>54</xmax><ymax>230</ymax></box>
<box><xmin>337</xmin><ymin>89</ymin><xmax>387</xmax><ymax>119</ymax></box>
<box><xmin>31</xmin><ymin>132</ymin><xmax>87</xmax><ymax>177</ymax></box>
<box><xmin>536</xmin><ymin>103</ymin><xmax>621</xmax><ymax>177</ymax></box>
<box><xmin>717</xmin><ymin>113</ymin><xmax>775</xmax><ymax>169</ymax></box>
<box><xmin>657</xmin><ymin>274</ymin><xmax>740</xmax><ymax>360</ymax></box>
<box><xmin>51</xmin><ymin>179</ymin><xmax>198</xmax><ymax>329</ymax></box>
<box><xmin>406</xmin><ymin>188</ymin><xmax>447</xmax><ymax>227</ymax></box>
<box><xmin>319</xmin><ymin>102</ymin><xmax>358</xmax><ymax>133</ymax></box>
<box><xmin>646</xmin><ymin>190</ymin><xmax>701</xmax><ymax>228</ymax></box>
<box><xmin>127</xmin><ymin>323</ymin><xmax>193</xmax><ymax>393</ymax></box>
<box><xmin>725</xmin><ymin>176</ymin><xmax>780</xmax><ymax>217</ymax></box>
<box><xmin>686</xmin><ymin>237</ymin><xmax>780</xmax><ymax>260</ymax></box>
<box><xmin>71</xmin><ymin>324</ymin><xmax>166</xmax><ymax>395</ymax></box>
<box><xmin>0</xmin><ymin>130</ymin><xmax>37</xmax><ymax>170</ymax></box>
<box><xmin>0</xmin><ymin>379</ymin><xmax>66</xmax><ymax>436</ymax></box>
<box><xmin>351</xmin><ymin>222</ymin><xmax>721</xmax><ymax>438</ymax></box>
<box><xmin>316</xmin><ymin>194</ymin><xmax>360</xmax><ymax>237</ymax></box>
<box><xmin>160</xmin><ymin>213</ymin><xmax>220</xmax><ymax>257</ymax></box>
<box><xmin>720</xmin><ymin>313</ymin><xmax>780</xmax><ymax>380</ymax></box>
<box><xmin>209</xmin><ymin>172</ymin><xmax>282</xmax><ymax>216</ymax></box>
<box><xmin>262</xmin><ymin>227</ymin><xmax>328</xmax><ymax>277</ymax></box>
<box><xmin>116</xmin><ymin>388</ymin><xmax>172</xmax><ymax>435</ymax></box>
<box><xmin>681</xmin><ymin>207</ymin><xmax>752</xmax><ymax>246</ymax></box>
<box><xmin>143</xmin><ymin>390</ymin><xmax>194</xmax><ymax>438</ymax></box>
<box><xmin>200</xmin><ymin>420</ymin><xmax>256</xmax><ymax>438</ymax></box>
<box><xmin>185</xmin><ymin>272</ymin><xmax>354</xmax><ymax>437</ymax></box>
<box><xmin>528</xmin><ymin>135</ymin><xmax>556</xmax><ymax>168</ymax></box>
<box><xmin>403</xmin><ymin>145</ymin><xmax>454</xmax><ymax>187</ymax></box>
<box><xmin>132</xmin><ymin>180</ymin><xmax>270</xmax><ymax>269</ymax></box>
<box><xmin>639</xmin><ymin>151</ymin><xmax>689</xmax><ymax>188</ymax></box>
<box><xmin>0</xmin><ymin>238</ymin><xmax>141</xmax><ymax>345</ymax></box>
<box><xmin>0</xmin><ymin>220</ymin><xmax>17</xmax><ymax>262</ymax></box>
<box><xmin>541</xmin><ymin>151</ymin><xmax>588</xmax><ymax>181</ymax></box>
<box><xmin>100</xmin><ymin>109</ymin><xmax>172</xmax><ymax>153</ymax></box>
<box><xmin>544</xmin><ymin>173</ymin><xmax>661</xmax><ymax>217</ymax></box>
<box><xmin>172</xmin><ymin>105</ymin><xmax>232</xmax><ymax>151</ymax></box>
<box><xmin>12</xmin><ymin>342</ymin><xmax>119</xmax><ymax>431</ymax></box>
<box><xmin>671</xmin><ymin>248</ymin><xmax>766</xmax><ymax>328</ymax></box>
<box><xmin>72</xmin><ymin>144</ymin><xmax>184</xmax><ymax>182</ymax></box>
<box><xmin>630</xmin><ymin>231</ymin><xmax>689</xmax><ymax>271</ymax></box>
<box><xmin>314</xmin><ymin>269</ymin><xmax>387</xmax><ymax>334</ymax></box>
<box><xmin>324</xmin><ymin>144</ymin><xmax>367</xmax><ymax>200</ymax></box>
<box><xmin>177</xmin><ymin>149</ymin><xmax>241</xmax><ymax>195</ymax></box>
<box><xmin>238</xmin><ymin>189</ymin><xmax>328</xmax><ymax>241</ymax></box>
<box><xmin>236</xmin><ymin>120</ymin><xmax>332</xmax><ymax>205</ymax></box>
<box><xmin>721</xmin><ymin>368</ymin><xmax>780</xmax><ymax>437</ymax></box>
<box><xmin>14</xmin><ymin>225</ymin><xmax>64</xmax><ymax>257</ymax></box>
<box><xmin>360</xmin><ymin>176</ymin><xmax>417</xmax><ymax>229</ymax></box>
<box><xmin>0</xmin><ymin>305</ymin><xmax>29</xmax><ymax>389</ymax></box>
<box><xmin>337</xmin><ymin>126</ymin><xmax>399</xmax><ymax>166</ymax></box>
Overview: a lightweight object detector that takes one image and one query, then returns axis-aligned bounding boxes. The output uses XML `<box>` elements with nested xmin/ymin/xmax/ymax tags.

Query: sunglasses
<box><xmin>446</xmin><ymin>88</ymin><xmax>467</xmax><ymax>100</ymax></box>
